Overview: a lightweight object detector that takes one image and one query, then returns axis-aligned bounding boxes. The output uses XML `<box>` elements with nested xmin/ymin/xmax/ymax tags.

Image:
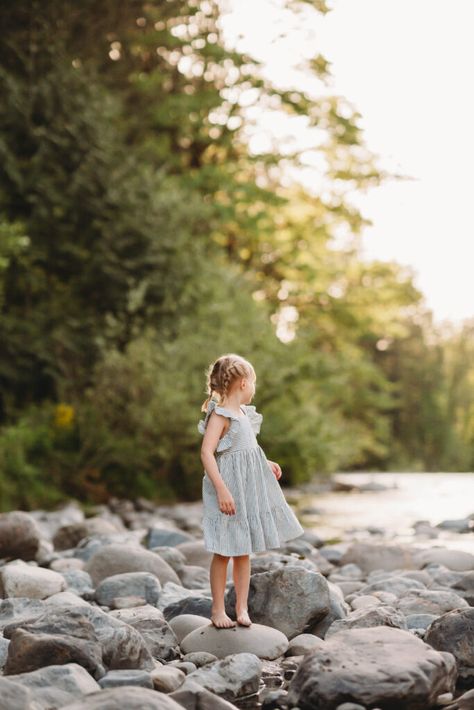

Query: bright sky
<box><xmin>219</xmin><ymin>0</ymin><xmax>474</xmax><ymax>325</ymax></box>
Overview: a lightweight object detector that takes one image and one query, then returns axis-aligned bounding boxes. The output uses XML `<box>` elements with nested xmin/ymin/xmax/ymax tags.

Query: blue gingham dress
<box><xmin>198</xmin><ymin>400</ymin><xmax>304</xmax><ymax>556</ymax></box>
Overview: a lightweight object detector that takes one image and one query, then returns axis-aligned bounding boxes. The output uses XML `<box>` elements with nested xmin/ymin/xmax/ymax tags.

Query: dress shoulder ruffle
<box><xmin>197</xmin><ymin>400</ymin><xmax>241</xmax><ymax>453</ymax></box>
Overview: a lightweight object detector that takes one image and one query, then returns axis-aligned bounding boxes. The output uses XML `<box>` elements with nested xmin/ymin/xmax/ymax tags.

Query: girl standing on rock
<box><xmin>198</xmin><ymin>353</ymin><xmax>304</xmax><ymax>629</ymax></box>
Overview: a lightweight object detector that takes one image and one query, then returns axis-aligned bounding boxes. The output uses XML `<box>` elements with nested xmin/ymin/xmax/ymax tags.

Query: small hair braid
<box><xmin>201</xmin><ymin>353</ymin><xmax>254</xmax><ymax>412</ymax></box>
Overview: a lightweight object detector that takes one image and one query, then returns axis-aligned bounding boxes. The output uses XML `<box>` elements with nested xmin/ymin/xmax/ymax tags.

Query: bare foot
<box><xmin>211</xmin><ymin>610</ymin><xmax>236</xmax><ymax>628</ymax></box>
<box><xmin>236</xmin><ymin>608</ymin><xmax>252</xmax><ymax>626</ymax></box>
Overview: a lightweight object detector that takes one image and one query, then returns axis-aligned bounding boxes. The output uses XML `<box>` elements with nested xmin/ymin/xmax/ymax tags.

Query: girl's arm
<box><xmin>200</xmin><ymin>412</ymin><xmax>236</xmax><ymax>515</ymax></box>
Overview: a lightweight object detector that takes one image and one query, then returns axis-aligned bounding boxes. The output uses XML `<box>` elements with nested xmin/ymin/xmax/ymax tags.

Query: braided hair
<box><xmin>201</xmin><ymin>353</ymin><xmax>255</xmax><ymax>412</ymax></box>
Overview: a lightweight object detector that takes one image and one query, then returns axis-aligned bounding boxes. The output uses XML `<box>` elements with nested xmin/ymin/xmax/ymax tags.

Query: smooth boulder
<box><xmin>85</xmin><ymin>544</ymin><xmax>180</xmax><ymax>586</ymax></box>
<box><xmin>0</xmin><ymin>511</ymin><xmax>41</xmax><ymax>561</ymax></box>
<box><xmin>425</xmin><ymin>608</ymin><xmax>474</xmax><ymax>686</ymax></box>
<box><xmin>180</xmin><ymin>621</ymin><xmax>288</xmax><ymax>660</ymax></box>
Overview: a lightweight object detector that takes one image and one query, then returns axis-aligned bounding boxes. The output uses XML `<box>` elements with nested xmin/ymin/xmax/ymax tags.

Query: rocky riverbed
<box><xmin>0</xmin><ymin>483</ymin><xmax>473</xmax><ymax>710</ymax></box>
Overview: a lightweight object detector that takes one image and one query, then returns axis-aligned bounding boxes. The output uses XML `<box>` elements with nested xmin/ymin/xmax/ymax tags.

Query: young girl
<box><xmin>198</xmin><ymin>353</ymin><xmax>304</xmax><ymax>629</ymax></box>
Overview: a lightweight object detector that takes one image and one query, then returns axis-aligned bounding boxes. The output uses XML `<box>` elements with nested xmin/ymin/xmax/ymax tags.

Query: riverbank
<box><xmin>0</xmin><ymin>476</ymin><xmax>473</xmax><ymax>709</ymax></box>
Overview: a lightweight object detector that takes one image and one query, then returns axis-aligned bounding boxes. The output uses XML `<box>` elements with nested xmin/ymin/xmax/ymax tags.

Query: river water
<box><xmin>292</xmin><ymin>472</ymin><xmax>474</xmax><ymax>552</ymax></box>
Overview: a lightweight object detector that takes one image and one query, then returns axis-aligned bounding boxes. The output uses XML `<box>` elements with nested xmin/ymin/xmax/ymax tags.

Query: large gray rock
<box><xmin>146</xmin><ymin>527</ymin><xmax>195</xmax><ymax>549</ymax></box>
<box><xmin>286</xmin><ymin>626</ymin><xmax>457</xmax><ymax>710</ymax></box>
<box><xmin>95</xmin><ymin>572</ymin><xmax>161</xmax><ymax>606</ymax></box>
<box><xmin>3</xmin><ymin>604</ymin><xmax>154</xmax><ymax>672</ymax></box>
<box><xmin>339</xmin><ymin>542</ymin><xmax>416</xmax><ymax>574</ymax></box>
<box><xmin>98</xmin><ymin>669</ymin><xmax>153</xmax><ymax>689</ymax></box>
<box><xmin>181</xmin><ymin>621</ymin><xmax>288</xmax><ymax>660</ymax></box>
<box><xmin>4</xmin><ymin>626</ymin><xmax>105</xmax><ymax>678</ymax></box>
<box><xmin>0</xmin><ymin>511</ymin><xmax>42</xmax><ymax>561</ymax></box>
<box><xmin>60</xmin><ymin>685</ymin><xmax>185</xmax><ymax>709</ymax></box>
<box><xmin>176</xmin><ymin>541</ymin><xmax>213</xmax><ymax>569</ymax></box>
<box><xmin>425</xmin><ymin>608</ymin><xmax>474</xmax><ymax>686</ymax></box>
<box><xmin>357</xmin><ymin>575</ymin><xmax>426</xmax><ymax>598</ymax></box>
<box><xmin>225</xmin><ymin>567</ymin><xmax>330</xmax><ymax>640</ymax></box>
<box><xmin>414</xmin><ymin>548</ymin><xmax>474</xmax><ymax>572</ymax></box>
<box><xmin>109</xmin><ymin>605</ymin><xmax>180</xmax><ymax>661</ymax></box>
<box><xmin>452</xmin><ymin>571</ymin><xmax>474</xmax><ymax>605</ymax></box>
<box><xmin>0</xmin><ymin>677</ymin><xmax>39</xmax><ymax>710</ymax></box>
<box><xmin>178</xmin><ymin>565</ymin><xmax>210</xmax><ymax>589</ymax></box>
<box><xmin>2</xmin><ymin>663</ymin><xmax>100</xmax><ymax>709</ymax></box>
<box><xmin>0</xmin><ymin>598</ymin><xmax>47</xmax><ymax>630</ymax></box>
<box><xmin>307</xmin><ymin>581</ymin><xmax>348</xmax><ymax>639</ymax></box>
<box><xmin>185</xmin><ymin>652</ymin><xmax>262</xmax><ymax>701</ymax></box>
<box><xmin>396</xmin><ymin>589</ymin><xmax>469</xmax><ymax>616</ymax></box>
<box><xmin>0</xmin><ymin>560</ymin><xmax>66</xmax><ymax>599</ymax></box>
<box><xmin>163</xmin><ymin>595</ymin><xmax>213</xmax><ymax>621</ymax></box>
<box><xmin>85</xmin><ymin>544</ymin><xmax>180</xmax><ymax>586</ymax></box>
<box><xmin>53</xmin><ymin>518</ymin><xmax>123</xmax><ymax>550</ymax></box>
<box><xmin>168</xmin><ymin>614</ymin><xmax>210</xmax><ymax>643</ymax></box>
<box><xmin>170</xmin><ymin>678</ymin><xmax>238</xmax><ymax>710</ymax></box>
<box><xmin>325</xmin><ymin>605</ymin><xmax>408</xmax><ymax>638</ymax></box>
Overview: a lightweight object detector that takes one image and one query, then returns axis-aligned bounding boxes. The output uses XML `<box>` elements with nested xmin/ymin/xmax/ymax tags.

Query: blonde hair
<box><xmin>201</xmin><ymin>353</ymin><xmax>255</xmax><ymax>412</ymax></box>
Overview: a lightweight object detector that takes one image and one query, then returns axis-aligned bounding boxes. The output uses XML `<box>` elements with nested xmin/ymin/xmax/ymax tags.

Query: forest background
<box><xmin>0</xmin><ymin>0</ymin><xmax>472</xmax><ymax>511</ymax></box>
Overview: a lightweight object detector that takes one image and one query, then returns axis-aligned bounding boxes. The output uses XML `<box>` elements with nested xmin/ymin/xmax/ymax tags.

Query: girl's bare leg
<box><xmin>233</xmin><ymin>554</ymin><xmax>252</xmax><ymax>626</ymax></box>
<box><xmin>210</xmin><ymin>553</ymin><xmax>236</xmax><ymax>627</ymax></box>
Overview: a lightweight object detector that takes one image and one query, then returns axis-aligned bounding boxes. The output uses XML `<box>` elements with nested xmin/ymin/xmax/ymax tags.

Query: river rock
<box><xmin>85</xmin><ymin>544</ymin><xmax>180</xmax><ymax>586</ymax></box>
<box><xmin>306</xmin><ymin>581</ymin><xmax>348</xmax><ymax>639</ymax></box>
<box><xmin>0</xmin><ymin>511</ymin><xmax>42</xmax><ymax>561</ymax></box>
<box><xmin>325</xmin><ymin>604</ymin><xmax>408</xmax><ymax>638</ymax></box>
<box><xmin>286</xmin><ymin>633</ymin><xmax>325</xmax><ymax>656</ymax></box>
<box><xmin>452</xmin><ymin>571</ymin><xmax>474</xmax><ymax>605</ymax></box>
<box><xmin>53</xmin><ymin>518</ymin><xmax>123</xmax><ymax>550</ymax></box>
<box><xmin>150</xmin><ymin>666</ymin><xmax>186</xmax><ymax>692</ymax></box>
<box><xmin>4</xmin><ymin>626</ymin><xmax>105</xmax><ymax>678</ymax></box>
<box><xmin>0</xmin><ymin>598</ymin><xmax>46</xmax><ymax>630</ymax></box>
<box><xmin>44</xmin><ymin>591</ymin><xmax>90</xmax><ymax>607</ymax></box>
<box><xmin>151</xmin><ymin>547</ymin><xmax>188</xmax><ymax>574</ymax></box>
<box><xmin>339</xmin><ymin>542</ymin><xmax>416</xmax><ymax>574</ymax></box>
<box><xmin>163</xmin><ymin>595</ymin><xmax>213</xmax><ymax>621</ymax></box>
<box><xmin>396</xmin><ymin>589</ymin><xmax>469</xmax><ymax>616</ymax></box>
<box><xmin>0</xmin><ymin>560</ymin><xmax>66</xmax><ymax>599</ymax></box>
<box><xmin>98</xmin><ymin>668</ymin><xmax>153</xmax><ymax>689</ymax></box>
<box><xmin>444</xmin><ymin>688</ymin><xmax>474</xmax><ymax>709</ymax></box>
<box><xmin>250</xmin><ymin>551</ymin><xmax>319</xmax><ymax>575</ymax></box>
<box><xmin>286</xmin><ymin>626</ymin><xmax>457</xmax><ymax>710</ymax></box>
<box><xmin>425</xmin><ymin>608</ymin><xmax>474</xmax><ymax>686</ymax></box>
<box><xmin>178</xmin><ymin>565</ymin><xmax>210</xmax><ymax>589</ymax></box>
<box><xmin>61</xmin><ymin>570</ymin><xmax>94</xmax><ymax>597</ymax></box>
<box><xmin>0</xmin><ymin>677</ymin><xmax>38</xmax><ymax>710</ymax></box>
<box><xmin>406</xmin><ymin>613</ymin><xmax>438</xmax><ymax>630</ymax></box>
<box><xmin>146</xmin><ymin>527</ymin><xmax>195</xmax><ymax>549</ymax></box>
<box><xmin>181</xmin><ymin>621</ymin><xmax>288</xmax><ymax>660</ymax></box>
<box><xmin>95</xmin><ymin>572</ymin><xmax>161</xmax><ymax>606</ymax></box>
<box><xmin>182</xmin><ymin>651</ymin><xmax>218</xmax><ymax>667</ymax></box>
<box><xmin>170</xmin><ymin>677</ymin><xmax>238</xmax><ymax>709</ymax></box>
<box><xmin>60</xmin><ymin>685</ymin><xmax>185</xmax><ymax>709</ymax></box>
<box><xmin>225</xmin><ymin>567</ymin><xmax>330</xmax><ymax>640</ymax></box>
<box><xmin>185</xmin><ymin>652</ymin><xmax>262</xmax><ymax>701</ymax></box>
<box><xmin>436</xmin><ymin>518</ymin><xmax>473</xmax><ymax>533</ymax></box>
<box><xmin>414</xmin><ymin>548</ymin><xmax>474</xmax><ymax>572</ymax></box>
<box><xmin>109</xmin><ymin>605</ymin><xmax>180</xmax><ymax>661</ymax></box>
<box><xmin>176</xmin><ymin>541</ymin><xmax>213</xmax><ymax>569</ymax></box>
<box><xmin>357</xmin><ymin>574</ymin><xmax>426</xmax><ymax>597</ymax></box>
<box><xmin>3</xmin><ymin>662</ymin><xmax>100</xmax><ymax>708</ymax></box>
<box><xmin>168</xmin><ymin>614</ymin><xmax>210</xmax><ymax>643</ymax></box>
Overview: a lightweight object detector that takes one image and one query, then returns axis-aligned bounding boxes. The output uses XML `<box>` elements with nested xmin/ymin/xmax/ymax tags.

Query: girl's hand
<box><xmin>267</xmin><ymin>460</ymin><xmax>282</xmax><ymax>480</ymax></box>
<box><xmin>217</xmin><ymin>486</ymin><xmax>236</xmax><ymax>515</ymax></box>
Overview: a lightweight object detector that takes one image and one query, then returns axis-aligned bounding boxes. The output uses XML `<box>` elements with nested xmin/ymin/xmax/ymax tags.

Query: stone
<box><xmin>0</xmin><ymin>636</ymin><xmax>10</xmax><ymax>668</ymax></box>
<box><xmin>98</xmin><ymin>669</ymin><xmax>154</xmax><ymax>689</ymax></box>
<box><xmin>406</xmin><ymin>613</ymin><xmax>438</xmax><ymax>630</ymax></box>
<box><xmin>0</xmin><ymin>511</ymin><xmax>41</xmax><ymax>561</ymax></box>
<box><xmin>185</xmin><ymin>652</ymin><xmax>262</xmax><ymax>701</ymax></box>
<box><xmin>163</xmin><ymin>595</ymin><xmax>213</xmax><ymax>621</ymax></box>
<box><xmin>0</xmin><ymin>677</ymin><xmax>38</xmax><ymax>710</ymax></box>
<box><xmin>151</xmin><ymin>547</ymin><xmax>188</xmax><ymax>574</ymax></box>
<box><xmin>286</xmin><ymin>633</ymin><xmax>325</xmax><ymax>656</ymax></box>
<box><xmin>339</xmin><ymin>542</ymin><xmax>416</xmax><ymax>574</ymax></box>
<box><xmin>225</xmin><ymin>567</ymin><xmax>330</xmax><ymax>640</ymax></box>
<box><xmin>85</xmin><ymin>543</ymin><xmax>180</xmax><ymax>586</ymax></box>
<box><xmin>325</xmin><ymin>605</ymin><xmax>408</xmax><ymax>638</ymax></box>
<box><xmin>306</xmin><ymin>581</ymin><xmax>348</xmax><ymax>639</ymax></box>
<box><xmin>50</xmin><ymin>557</ymin><xmax>85</xmax><ymax>572</ymax></box>
<box><xmin>61</xmin><ymin>570</ymin><xmax>94</xmax><ymax>597</ymax></box>
<box><xmin>425</xmin><ymin>608</ymin><xmax>474</xmax><ymax>686</ymax></box>
<box><xmin>396</xmin><ymin>589</ymin><xmax>469</xmax><ymax>616</ymax></box>
<box><xmin>436</xmin><ymin>518</ymin><xmax>473</xmax><ymax>533</ymax></box>
<box><xmin>414</xmin><ymin>548</ymin><xmax>474</xmax><ymax>572</ymax></box>
<box><xmin>286</xmin><ymin>626</ymin><xmax>457</xmax><ymax>710</ymax></box>
<box><xmin>0</xmin><ymin>598</ymin><xmax>46</xmax><ymax>630</ymax></box>
<box><xmin>53</xmin><ymin>518</ymin><xmax>122</xmax><ymax>550</ymax></box>
<box><xmin>4</xmin><ymin>663</ymin><xmax>100</xmax><ymax>709</ymax></box>
<box><xmin>181</xmin><ymin>622</ymin><xmax>289</xmax><ymax>660</ymax></box>
<box><xmin>178</xmin><ymin>565</ymin><xmax>210</xmax><ymax>589</ymax></box>
<box><xmin>150</xmin><ymin>665</ymin><xmax>186</xmax><ymax>692</ymax></box>
<box><xmin>176</xmin><ymin>540</ymin><xmax>213</xmax><ymax>569</ymax></box>
<box><xmin>250</xmin><ymin>551</ymin><xmax>319</xmax><ymax>575</ymax></box>
<box><xmin>350</xmin><ymin>595</ymin><xmax>382</xmax><ymax>610</ymax></box>
<box><xmin>146</xmin><ymin>527</ymin><xmax>195</xmax><ymax>548</ymax></box>
<box><xmin>168</xmin><ymin>613</ymin><xmax>211</xmax><ymax>643</ymax></box>
<box><xmin>109</xmin><ymin>605</ymin><xmax>180</xmax><ymax>661</ymax></box>
<box><xmin>452</xmin><ymin>571</ymin><xmax>474</xmax><ymax>605</ymax></box>
<box><xmin>170</xmin><ymin>678</ymin><xmax>239</xmax><ymax>710</ymax></box>
<box><xmin>0</xmin><ymin>560</ymin><xmax>66</xmax><ymax>599</ymax></box>
<box><xmin>95</xmin><ymin>572</ymin><xmax>161</xmax><ymax>606</ymax></box>
<box><xmin>4</xmin><ymin>627</ymin><xmax>105</xmax><ymax>678</ymax></box>
<box><xmin>60</xmin><ymin>686</ymin><xmax>185</xmax><ymax>709</ymax></box>
<box><xmin>182</xmin><ymin>651</ymin><xmax>218</xmax><ymax>667</ymax></box>
<box><xmin>444</xmin><ymin>688</ymin><xmax>474</xmax><ymax>710</ymax></box>
<box><xmin>357</xmin><ymin>575</ymin><xmax>426</xmax><ymax>598</ymax></box>
<box><xmin>44</xmin><ymin>591</ymin><xmax>90</xmax><ymax>607</ymax></box>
